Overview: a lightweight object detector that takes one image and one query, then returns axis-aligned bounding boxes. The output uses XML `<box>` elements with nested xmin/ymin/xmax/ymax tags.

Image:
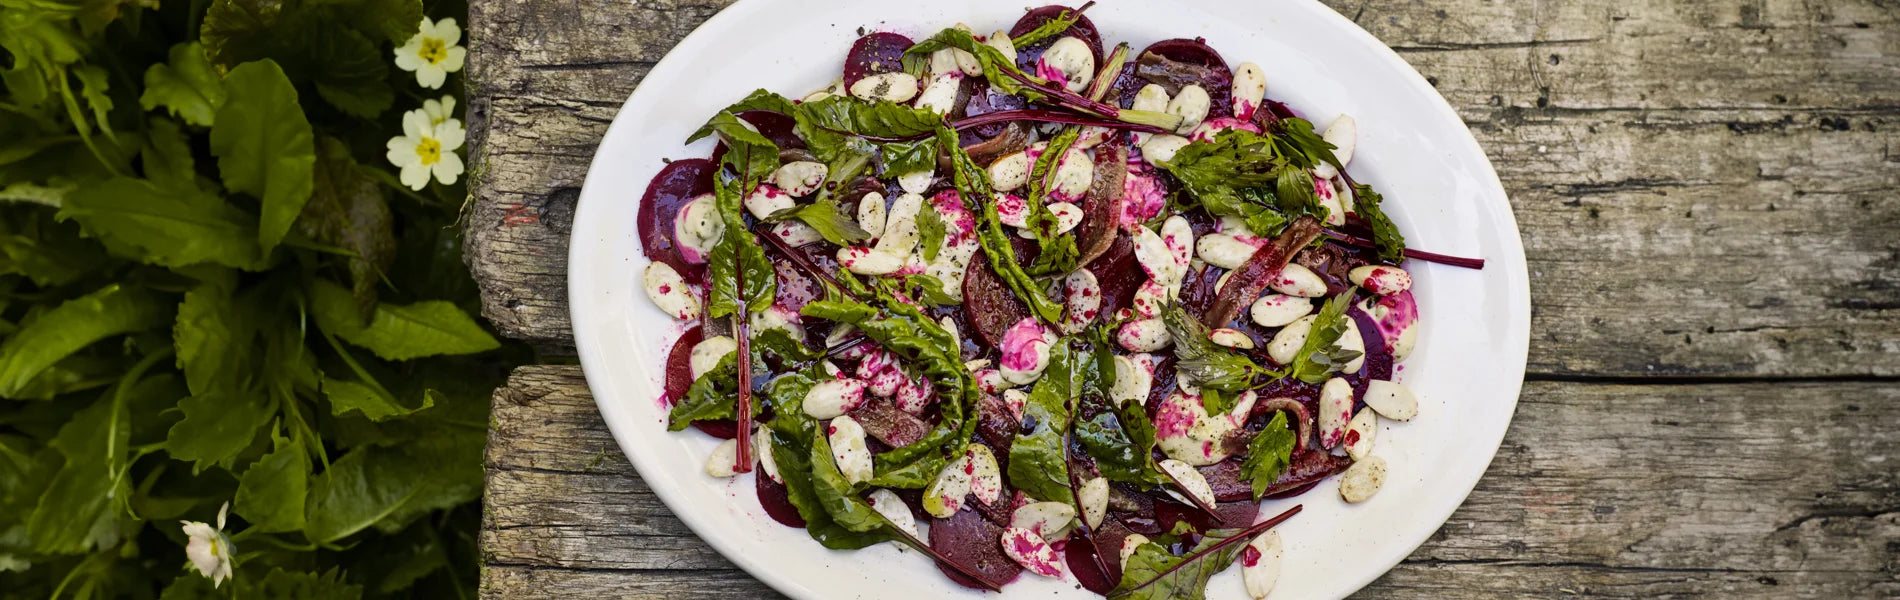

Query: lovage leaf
<box><xmin>1161</xmin><ymin>304</ymin><xmax>1270</xmax><ymax>406</ymax></box>
<box><xmin>60</xmin><ymin>177</ymin><xmax>264</xmax><ymax>269</ymax></box>
<box><xmin>140</xmin><ymin>42</ymin><xmax>226</xmax><ymax>127</ymax></box>
<box><xmin>1288</xmin><ymin>291</ymin><xmax>1362</xmax><ymax>384</ymax></box>
<box><xmin>235</xmin><ymin>431</ymin><xmax>310</xmax><ymax>532</ymax></box>
<box><xmin>1352</xmin><ymin>183</ymin><xmax>1407</xmax><ymax>263</ymax></box>
<box><xmin>0</xmin><ymin>284</ymin><xmax>169</xmax><ymax>399</ymax></box>
<box><xmin>1241</xmin><ymin>412</ymin><xmax>1296</xmax><ymax>500</ymax></box>
<box><xmin>210</xmin><ymin>59</ymin><xmax>315</xmax><ymax>253</ymax></box>
<box><xmin>309</xmin><ymin>279</ymin><xmax>501</xmax><ymax>361</ymax></box>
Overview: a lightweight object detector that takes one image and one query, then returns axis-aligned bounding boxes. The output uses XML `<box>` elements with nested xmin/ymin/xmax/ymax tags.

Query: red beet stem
<box><xmin>952</xmin><ymin>109</ymin><xmax>1166</xmax><ymax>134</ymax></box>
<box><xmin>997</xmin><ymin>63</ymin><xmax>1123</xmax><ymax>119</ymax></box>
<box><xmin>1121</xmin><ymin>504</ymin><xmax>1304</xmax><ymax>594</ymax></box>
<box><xmin>732</xmin><ymin>318</ymin><xmax>753</xmax><ymax>472</ymax></box>
<box><xmin>1322</xmin><ymin>229</ymin><xmax>1487</xmax><ymax>269</ymax></box>
<box><xmin>1062</xmin><ymin>430</ymin><xmax>1115</xmax><ymax>583</ymax></box>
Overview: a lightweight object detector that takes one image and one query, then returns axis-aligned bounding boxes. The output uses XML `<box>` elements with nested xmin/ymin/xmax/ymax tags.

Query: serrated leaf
<box><xmin>297</xmin><ymin>137</ymin><xmax>396</xmax><ymax>318</ymax></box>
<box><xmin>174</xmin><ymin>273</ymin><xmax>246</xmax><ymax>396</ymax></box>
<box><xmin>141</xmin><ymin>42</ymin><xmax>226</xmax><ymax>127</ymax></box>
<box><xmin>308</xmin><ymin>27</ymin><xmax>392</xmax><ymax>118</ymax></box>
<box><xmin>303</xmin><ymin>433</ymin><xmax>481</xmax><ymax>543</ymax></box>
<box><xmin>27</xmin><ymin>390</ymin><xmax>134</xmax><ymax>554</ymax></box>
<box><xmin>309</xmin><ymin>279</ymin><xmax>500</xmax><ymax>361</ymax></box>
<box><xmin>1242</xmin><ymin>412</ymin><xmax>1296</xmax><ymax>500</ymax></box>
<box><xmin>210</xmin><ymin>59</ymin><xmax>315</xmax><ymax>253</ymax></box>
<box><xmin>143</xmin><ymin>117</ymin><xmax>199</xmax><ymax>192</ymax></box>
<box><xmin>74</xmin><ymin>65</ymin><xmax>115</xmax><ymax>141</ymax></box>
<box><xmin>200</xmin><ymin>0</ymin><xmax>286</xmax><ymax>70</ymax></box>
<box><xmin>0</xmin><ymin>284</ymin><xmax>168</xmax><ymax>399</ymax></box>
<box><xmin>323</xmin><ymin>376</ymin><xmax>433</xmax><ymax>421</ymax></box>
<box><xmin>235</xmin><ymin>431</ymin><xmax>309</xmax><ymax>532</ymax></box>
<box><xmin>59</xmin><ymin>177</ymin><xmax>264</xmax><ymax>269</ymax></box>
<box><xmin>165</xmin><ymin>387</ymin><xmax>273</xmax><ymax>472</ymax></box>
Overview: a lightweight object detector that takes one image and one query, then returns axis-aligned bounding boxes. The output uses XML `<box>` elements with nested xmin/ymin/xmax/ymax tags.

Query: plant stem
<box><xmin>1322</xmin><ymin>229</ymin><xmax>1486</xmax><ymax>269</ymax></box>
<box><xmin>951</xmin><ymin>109</ymin><xmax>1165</xmax><ymax>134</ymax></box>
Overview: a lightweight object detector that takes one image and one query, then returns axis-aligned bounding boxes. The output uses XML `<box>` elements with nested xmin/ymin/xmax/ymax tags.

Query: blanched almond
<box><xmin>1038</xmin><ymin>36</ymin><xmax>1096</xmax><ymax>93</ymax></box>
<box><xmin>1267</xmin><ymin>315</ymin><xmax>1315</xmax><ymax>365</ymax></box>
<box><xmin>873</xmin><ymin>192</ymin><xmax>925</xmax><ymax>257</ymax></box>
<box><xmin>755</xmin><ymin>424</ymin><xmax>781</xmax><ymax>483</ymax></box>
<box><xmin>988</xmin><ymin>151</ymin><xmax>1031</xmax><ymax>191</ymax></box>
<box><xmin>705</xmin><ymin>438</ymin><xmax>740</xmax><ymax>478</ymax></box>
<box><xmin>866</xmin><ymin>488</ymin><xmax>917</xmax><ymax>537</ymax></box>
<box><xmin>1251</xmin><ymin>294</ymin><xmax>1313</xmax><ymax>328</ymax></box>
<box><xmin>836</xmin><ymin>246</ymin><xmax>903</xmax><ymax>275</ymax></box>
<box><xmin>688</xmin><ymin>336</ymin><xmax>736</xmax><ymax>380</ymax></box>
<box><xmin>1231</xmin><ymin>62</ymin><xmax>1267</xmax><ymax>121</ymax></box>
<box><xmin>848</xmin><ymin>71</ymin><xmax>919</xmax><ymax>103</ymax></box>
<box><xmin>1050</xmin><ymin>149</ymin><xmax>1095</xmax><ymax>200</ymax></box>
<box><xmin>1345</xmin><ymin>407</ymin><xmax>1377</xmax><ymax>460</ymax></box>
<box><xmin>1340</xmin><ymin>317</ymin><xmax>1366</xmax><ymax>373</ymax></box>
<box><xmin>772</xmin><ymin>161</ymin><xmax>827</xmax><ymax>197</ymax></box>
<box><xmin>1159</xmin><ymin>459</ymin><xmax>1216</xmax><ymax>507</ymax></box>
<box><xmin>966</xmin><ymin>443</ymin><xmax>1003</xmax><ymax>505</ymax></box>
<box><xmin>1000</xmin><ymin>526</ymin><xmax>1064</xmax><ymax>577</ymax></box>
<box><xmin>923</xmin><ymin>451</ymin><xmax>975</xmax><ymax>517</ymax></box>
<box><xmin>1338</xmin><ymin>455</ymin><xmax>1386</xmax><ymax>503</ymax></box>
<box><xmin>1210</xmin><ymin>328</ymin><xmax>1255</xmax><ymax>349</ymax></box>
<box><xmin>1111</xmin><ymin>353</ymin><xmax>1155</xmax><ymax>406</ymax></box>
<box><xmin>1325</xmin><ymin>114</ymin><xmax>1358</xmax><ymax>168</ymax></box>
<box><xmin>803</xmin><ymin>378</ymin><xmax>867</xmax><ymax>419</ymax></box>
<box><xmin>829</xmin><ymin>415</ymin><xmax>873</xmax><ymax>485</ymax></box>
<box><xmin>983</xmin><ymin>30</ymin><xmax>1017</xmax><ymax>67</ymax></box>
<box><xmin>915</xmin><ymin>72</ymin><xmax>963</xmax><ymax>114</ymax></box>
<box><xmin>1079</xmin><ymin>477</ymin><xmax>1109</xmax><ymax>529</ymax></box>
<box><xmin>1010</xmin><ymin>501</ymin><xmax>1077</xmax><ymax>541</ymax></box>
<box><xmin>857</xmin><ymin>191</ymin><xmax>887</xmax><ymax>238</ymax></box>
<box><xmin>1167</xmin><ymin>84</ymin><xmax>1211</xmax><ymax>134</ymax></box>
<box><xmin>1241</xmin><ymin>530</ymin><xmax>1283</xmax><ymax>599</ymax></box>
<box><xmin>1363</xmin><ymin>379</ymin><xmax>1418</xmax><ymax>421</ymax></box>
<box><xmin>1062</xmin><ymin>268</ymin><xmax>1102</xmax><ymax>334</ymax></box>
<box><xmin>1196</xmin><ymin>233</ymin><xmax>1259</xmax><ymax>270</ymax></box>
<box><xmin>1141</xmin><ymin>133</ymin><xmax>1191</xmax><ymax>164</ymax></box>
<box><xmin>1120</xmin><ymin>534</ymin><xmax>1153</xmax><ymax>566</ymax></box>
<box><xmin>768</xmin><ymin>220</ymin><xmax>824</xmax><ymax>247</ymax></box>
<box><xmin>1350</xmin><ymin>265</ymin><xmax>1413</xmax><ymax>296</ymax></box>
<box><xmin>673</xmin><ymin>194</ymin><xmax>722</xmax><ymax>263</ymax></box>
<box><xmin>643</xmin><ymin>262</ymin><xmax>700</xmax><ymax>320</ymax></box>
<box><xmin>1117</xmin><ymin>318</ymin><xmax>1172</xmax><ymax>352</ymax></box>
<box><xmin>1268</xmin><ymin>263</ymin><xmax>1327</xmax><ymax>297</ymax></box>
<box><xmin>1318</xmin><ymin>377</ymin><xmax>1353</xmax><ymax>448</ymax></box>
<box><xmin>1046</xmin><ymin>201</ymin><xmax>1084</xmax><ymax>234</ymax></box>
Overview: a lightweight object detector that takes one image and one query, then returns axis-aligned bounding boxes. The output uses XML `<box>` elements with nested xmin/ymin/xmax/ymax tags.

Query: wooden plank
<box><xmin>462</xmin><ymin>0</ymin><xmax>1900</xmax><ymax>376</ymax></box>
<box><xmin>479</xmin><ymin>365</ymin><xmax>1900</xmax><ymax>599</ymax></box>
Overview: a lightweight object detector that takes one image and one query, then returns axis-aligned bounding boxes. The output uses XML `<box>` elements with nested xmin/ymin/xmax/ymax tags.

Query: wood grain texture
<box><xmin>479</xmin><ymin>365</ymin><xmax>1900</xmax><ymax>599</ymax></box>
<box><xmin>462</xmin><ymin>0</ymin><xmax>1900</xmax><ymax>376</ymax></box>
<box><xmin>465</xmin><ymin>0</ymin><xmax>1900</xmax><ymax>597</ymax></box>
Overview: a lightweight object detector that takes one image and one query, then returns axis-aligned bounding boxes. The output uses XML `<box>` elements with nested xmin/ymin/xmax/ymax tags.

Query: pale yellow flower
<box><xmin>180</xmin><ymin>503</ymin><xmax>235</xmax><ymax>588</ymax></box>
<box><xmin>393</xmin><ymin>17</ymin><xmax>466</xmax><ymax>89</ymax></box>
<box><xmin>386</xmin><ymin>108</ymin><xmax>466</xmax><ymax>190</ymax></box>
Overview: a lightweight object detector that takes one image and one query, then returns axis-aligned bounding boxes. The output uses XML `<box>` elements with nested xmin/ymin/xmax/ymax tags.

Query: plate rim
<box><xmin>564</xmin><ymin>1</ymin><xmax>1532</xmax><ymax>598</ymax></box>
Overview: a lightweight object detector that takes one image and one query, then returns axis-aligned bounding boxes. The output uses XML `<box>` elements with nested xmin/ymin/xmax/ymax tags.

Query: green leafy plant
<box><xmin>0</xmin><ymin>0</ymin><xmax>521</xmax><ymax>596</ymax></box>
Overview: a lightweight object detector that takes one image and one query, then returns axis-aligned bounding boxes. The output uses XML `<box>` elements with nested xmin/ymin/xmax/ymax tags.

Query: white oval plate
<box><xmin>568</xmin><ymin>1</ymin><xmax>1530</xmax><ymax>598</ymax></box>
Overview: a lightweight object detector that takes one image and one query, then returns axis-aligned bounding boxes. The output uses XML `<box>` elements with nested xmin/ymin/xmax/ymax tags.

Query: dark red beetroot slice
<box><xmin>663</xmin><ymin>326</ymin><xmax>704</xmax><ymax>406</ymax></box>
<box><xmin>756</xmin><ymin>471</ymin><xmax>805</xmax><ymax>528</ymax></box>
<box><xmin>961</xmin><ymin>249</ymin><xmax>1032</xmax><ymax>350</ymax></box>
<box><xmin>842</xmin><ymin>32</ymin><xmax>913</xmax><ymax>87</ymax></box>
<box><xmin>1088</xmin><ymin>234</ymin><xmax>1141</xmax><ymax>318</ymax></box>
<box><xmin>1074</xmin><ymin>142</ymin><xmax>1127</xmax><ymax>267</ymax></box>
<box><xmin>1347</xmin><ymin>307</ymin><xmax>1396</xmax><ymax>401</ymax></box>
<box><xmin>846</xmin><ymin>397</ymin><xmax>931</xmax><ymax>448</ymax></box>
<box><xmin>1009</xmin><ymin>5</ymin><xmax>1105</xmax><ymax>73</ymax></box>
<box><xmin>1201</xmin><ymin>459</ymin><xmax>1251</xmax><ymax>503</ymax></box>
<box><xmin>638</xmin><ymin>159</ymin><xmax>716</xmax><ymax>281</ymax></box>
<box><xmin>1261</xmin><ymin>450</ymin><xmax>1353</xmax><ymax>499</ymax></box>
<box><xmin>1067</xmin><ymin>517</ymin><xmax>1137</xmax><ymax>592</ymax></box>
<box><xmin>1135</xmin><ymin>38</ymin><xmax>1234</xmax><ymax>119</ymax></box>
<box><xmin>975</xmin><ymin>393</ymin><xmax>1018</xmax><ymax>454</ymax></box>
<box><xmin>929</xmin><ymin>508</ymin><xmax>1022</xmax><ymax>589</ymax></box>
<box><xmin>1155</xmin><ymin>496</ymin><xmax>1259</xmax><ymax>532</ymax></box>
<box><xmin>959</xmin><ymin>81</ymin><xmax>1030</xmax><ymax>142</ymax></box>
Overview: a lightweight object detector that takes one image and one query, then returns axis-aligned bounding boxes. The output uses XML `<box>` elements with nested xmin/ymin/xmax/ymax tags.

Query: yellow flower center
<box><xmin>415</xmin><ymin>137</ymin><xmax>441</xmax><ymax>166</ymax></box>
<box><xmin>419</xmin><ymin>38</ymin><xmax>448</xmax><ymax>65</ymax></box>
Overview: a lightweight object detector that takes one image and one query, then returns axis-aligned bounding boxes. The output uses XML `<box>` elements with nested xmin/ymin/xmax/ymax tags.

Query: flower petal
<box><xmin>393</xmin><ymin>43</ymin><xmax>424</xmax><ymax>71</ymax></box>
<box><xmin>402</xmin><ymin>109</ymin><xmax>432</xmax><ymax>140</ymax></box>
<box><xmin>434</xmin><ymin>119</ymin><xmax>466</xmax><ymax>151</ymax></box>
<box><xmin>432</xmin><ymin>150</ymin><xmax>465</xmax><ymax>185</ymax></box>
<box><xmin>386</xmin><ymin>136</ymin><xmax>419</xmax><ymax>167</ymax></box>
<box><xmin>441</xmin><ymin>46</ymin><xmax>466</xmax><ymax>74</ymax></box>
<box><xmin>418</xmin><ymin>65</ymin><xmax>446</xmax><ymax>89</ymax></box>
<box><xmin>434</xmin><ymin>18</ymin><xmax>461</xmax><ymax>46</ymax></box>
<box><xmin>400</xmin><ymin>162</ymin><xmax>430</xmax><ymax>190</ymax></box>
<box><xmin>415</xmin><ymin>17</ymin><xmax>437</xmax><ymax>39</ymax></box>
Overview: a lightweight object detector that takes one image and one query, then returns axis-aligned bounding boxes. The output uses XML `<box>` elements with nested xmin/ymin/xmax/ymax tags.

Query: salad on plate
<box><xmin>632</xmin><ymin>4</ymin><xmax>1483</xmax><ymax>598</ymax></box>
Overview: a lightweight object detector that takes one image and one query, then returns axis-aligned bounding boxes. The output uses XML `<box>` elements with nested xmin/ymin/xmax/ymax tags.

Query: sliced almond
<box><xmin>999</xmin><ymin>526</ymin><xmax>1064</xmax><ymax>577</ymax></box>
<box><xmin>966</xmin><ymin>443</ymin><xmax>1003</xmax><ymax>506</ymax></box>
<box><xmin>866</xmin><ymin>488</ymin><xmax>918</xmax><ymax>537</ymax></box>
<box><xmin>704</xmin><ymin>438</ymin><xmax>740</xmax><ymax>478</ymax></box>
<box><xmin>1009</xmin><ymin>501</ymin><xmax>1077</xmax><ymax>541</ymax></box>
<box><xmin>1363</xmin><ymin>379</ymin><xmax>1419</xmax><ymax>421</ymax></box>
<box><xmin>1159</xmin><ymin>459</ymin><xmax>1216</xmax><ymax>507</ymax></box>
<box><xmin>1345</xmin><ymin>407</ymin><xmax>1377</xmax><ymax>461</ymax></box>
<box><xmin>1338</xmin><ymin>455</ymin><xmax>1387</xmax><ymax>503</ymax></box>
<box><xmin>1079</xmin><ymin>477</ymin><xmax>1109</xmax><ymax>529</ymax></box>
<box><xmin>1318</xmin><ymin>377</ymin><xmax>1353</xmax><ymax>449</ymax></box>
<box><xmin>828</xmin><ymin>415</ymin><xmax>873</xmax><ymax>485</ymax></box>
<box><xmin>1241</xmin><ymin>530</ymin><xmax>1284</xmax><ymax>599</ymax></box>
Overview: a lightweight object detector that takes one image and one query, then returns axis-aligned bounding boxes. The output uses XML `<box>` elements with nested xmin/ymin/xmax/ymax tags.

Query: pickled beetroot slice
<box><xmin>1137</xmin><ymin>38</ymin><xmax>1234</xmax><ymax>119</ymax></box>
<box><xmin>637</xmin><ymin>159</ymin><xmax>716</xmax><ymax>281</ymax></box>
<box><xmin>961</xmin><ymin>249</ymin><xmax>1032</xmax><ymax>350</ymax></box>
<box><xmin>756</xmin><ymin>468</ymin><xmax>806</xmax><ymax>528</ymax></box>
<box><xmin>662</xmin><ymin>326</ymin><xmax>703</xmax><ymax>406</ymax></box>
<box><xmin>929</xmin><ymin>509</ymin><xmax>1022</xmax><ymax>590</ymax></box>
<box><xmin>1009</xmin><ymin>5</ymin><xmax>1105</xmax><ymax>72</ymax></box>
<box><xmin>842</xmin><ymin>32</ymin><xmax>914</xmax><ymax>87</ymax></box>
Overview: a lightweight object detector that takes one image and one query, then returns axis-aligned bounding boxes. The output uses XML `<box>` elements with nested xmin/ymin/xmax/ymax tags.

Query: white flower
<box><xmin>422</xmin><ymin>95</ymin><xmax>456</xmax><ymax>125</ymax></box>
<box><xmin>180</xmin><ymin>502</ymin><xmax>235</xmax><ymax>588</ymax></box>
<box><xmin>393</xmin><ymin>17</ymin><xmax>466</xmax><ymax>89</ymax></box>
<box><xmin>385</xmin><ymin>107</ymin><xmax>466</xmax><ymax>190</ymax></box>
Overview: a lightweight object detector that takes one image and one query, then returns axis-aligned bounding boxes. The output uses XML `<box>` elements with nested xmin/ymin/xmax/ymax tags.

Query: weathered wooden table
<box><xmin>462</xmin><ymin>1</ymin><xmax>1900</xmax><ymax>597</ymax></box>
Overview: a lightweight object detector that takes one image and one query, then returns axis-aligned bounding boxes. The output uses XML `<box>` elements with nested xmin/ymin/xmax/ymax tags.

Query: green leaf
<box><xmin>200</xmin><ymin>0</ymin><xmax>286</xmax><ymax>69</ymax></box>
<box><xmin>296</xmin><ymin>137</ymin><xmax>396</xmax><ymax>317</ymax></box>
<box><xmin>309</xmin><ymin>279</ymin><xmax>501</xmax><ymax>361</ymax></box>
<box><xmin>140</xmin><ymin>42</ymin><xmax>226</xmax><ymax>127</ymax></box>
<box><xmin>907</xmin><ymin>29</ymin><xmax>1047</xmax><ymax>102</ymax></box>
<box><xmin>769</xmin><ymin>198</ymin><xmax>870</xmax><ymax>246</ymax></box>
<box><xmin>1010</xmin><ymin>7</ymin><xmax>1082</xmax><ymax>47</ymax></box>
<box><xmin>324</xmin><ymin>376</ymin><xmax>434</xmax><ymax>421</ymax></box>
<box><xmin>1241</xmin><ymin>412</ymin><xmax>1296</xmax><ymax>500</ymax></box>
<box><xmin>666</xmin><ymin>353</ymin><xmax>735</xmax><ymax>430</ymax></box>
<box><xmin>210</xmin><ymin>59</ymin><xmax>315</xmax><ymax>253</ymax></box>
<box><xmin>0</xmin><ymin>226</ymin><xmax>111</xmax><ymax>287</ymax></box>
<box><xmin>27</xmin><ymin>390</ymin><xmax>134</xmax><ymax>554</ymax></box>
<box><xmin>252</xmin><ymin>567</ymin><xmax>364</xmax><ymax>600</ymax></box>
<box><xmin>1075</xmin><ymin>406</ymin><xmax>1166</xmax><ymax>487</ymax></box>
<box><xmin>74</xmin><ymin>64</ymin><xmax>115</xmax><ymax>140</ymax></box>
<box><xmin>1160</xmin><ymin>303</ymin><xmax>1270</xmax><ymax>406</ymax></box>
<box><xmin>808</xmin><ymin>432</ymin><xmax>886</xmax><ymax>532</ymax></box>
<box><xmin>703</xmin><ymin>111</ymin><xmax>781</xmax><ymax>186</ymax></box>
<box><xmin>878</xmin><ymin>138</ymin><xmax>936</xmax><ymax>177</ymax></box>
<box><xmin>1025</xmin><ymin>126</ymin><xmax>1082</xmax><ymax>275</ymax></box>
<box><xmin>59</xmin><ymin>177</ymin><xmax>264</xmax><ymax>269</ymax></box>
<box><xmin>143</xmin><ymin>117</ymin><xmax>199</xmax><ymax>192</ymax></box>
<box><xmin>308</xmin><ymin>27</ymin><xmax>393</xmax><ymax>118</ymax></box>
<box><xmin>343</xmin><ymin>0</ymin><xmax>423</xmax><ymax>44</ymax></box>
<box><xmin>174</xmin><ymin>273</ymin><xmax>248</xmax><ymax>396</ymax></box>
<box><xmin>688</xmin><ymin>89</ymin><xmax>798</xmax><ymax>143</ymax></box>
<box><xmin>937</xmin><ymin>127</ymin><xmax>1064</xmax><ymax>323</ymax></box>
<box><xmin>1352</xmin><ymin>183</ymin><xmax>1407</xmax><ymax>263</ymax></box>
<box><xmin>0</xmin><ymin>284</ymin><xmax>168</xmax><ymax>398</ymax></box>
<box><xmin>915</xmin><ymin>202</ymin><xmax>946</xmax><ymax>263</ymax></box>
<box><xmin>768</xmin><ymin>420</ymin><xmax>898</xmax><ymax>549</ymax></box>
<box><xmin>1008</xmin><ymin>341</ymin><xmax>1076</xmax><ymax>503</ymax></box>
<box><xmin>304</xmin><ymin>434</ymin><xmax>482</xmax><ymax>543</ymax></box>
<box><xmin>1288</xmin><ymin>291</ymin><xmax>1362</xmax><ymax>383</ymax></box>
<box><xmin>705</xmin><ymin>173</ymin><xmax>777</xmax><ymax>318</ymax></box>
<box><xmin>236</xmin><ymin>431</ymin><xmax>310</xmax><ymax>532</ymax></box>
<box><xmin>793</xmin><ymin>96</ymin><xmax>942</xmax><ymax>140</ymax></box>
<box><xmin>165</xmin><ymin>388</ymin><xmax>272</xmax><ymax>472</ymax></box>
<box><xmin>1110</xmin><ymin>528</ymin><xmax>1251</xmax><ymax>600</ymax></box>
